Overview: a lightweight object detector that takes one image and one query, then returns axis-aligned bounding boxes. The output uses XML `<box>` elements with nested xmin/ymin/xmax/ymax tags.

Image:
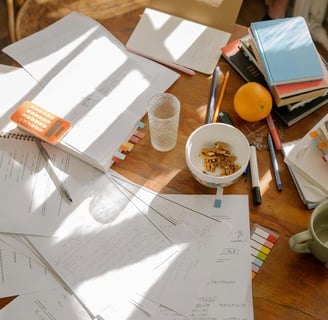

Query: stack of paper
<box><xmin>284</xmin><ymin>113</ymin><xmax>328</xmax><ymax>208</ymax></box>
<box><xmin>0</xmin><ymin>131</ymin><xmax>253</xmax><ymax>319</ymax></box>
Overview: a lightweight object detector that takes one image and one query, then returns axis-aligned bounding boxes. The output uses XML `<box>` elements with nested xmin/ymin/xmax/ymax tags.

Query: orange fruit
<box><xmin>233</xmin><ymin>82</ymin><xmax>272</xmax><ymax>122</ymax></box>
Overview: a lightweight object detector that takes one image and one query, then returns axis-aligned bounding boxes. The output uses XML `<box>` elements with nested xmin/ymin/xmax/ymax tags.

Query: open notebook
<box><xmin>2</xmin><ymin>12</ymin><xmax>180</xmax><ymax>172</ymax></box>
<box><xmin>126</xmin><ymin>0</ymin><xmax>243</xmax><ymax>74</ymax></box>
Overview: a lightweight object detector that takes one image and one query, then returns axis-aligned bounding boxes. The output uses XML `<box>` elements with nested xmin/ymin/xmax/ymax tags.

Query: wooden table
<box><xmin>1</xmin><ymin>8</ymin><xmax>328</xmax><ymax>320</ymax></box>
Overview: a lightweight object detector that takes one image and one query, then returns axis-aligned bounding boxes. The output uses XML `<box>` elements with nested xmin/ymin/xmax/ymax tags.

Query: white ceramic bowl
<box><xmin>185</xmin><ymin>123</ymin><xmax>250</xmax><ymax>189</ymax></box>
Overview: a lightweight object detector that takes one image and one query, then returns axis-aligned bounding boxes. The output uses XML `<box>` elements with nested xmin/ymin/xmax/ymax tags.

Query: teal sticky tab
<box><xmin>253</xmin><ymin>257</ymin><xmax>264</xmax><ymax>267</ymax></box>
<box><xmin>136</xmin><ymin>120</ymin><xmax>145</xmax><ymax>128</ymax></box>
<box><xmin>114</xmin><ymin>151</ymin><xmax>126</xmax><ymax>160</ymax></box>
<box><xmin>214</xmin><ymin>199</ymin><xmax>222</xmax><ymax>208</ymax></box>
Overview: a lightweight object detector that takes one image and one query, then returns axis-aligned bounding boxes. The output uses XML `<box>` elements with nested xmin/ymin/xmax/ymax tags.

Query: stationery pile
<box><xmin>0</xmin><ymin>11</ymin><xmax>254</xmax><ymax>320</ymax></box>
<box><xmin>0</xmin><ymin>131</ymin><xmax>253</xmax><ymax>319</ymax></box>
<box><xmin>221</xmin><ymin>17</ymin><xmax>328</xmax><ymax>126</ymax></box>
<box><xmin>283</xmin><ymin>113</ymin><xmax>328</xmax><ymax>209</ymax></box>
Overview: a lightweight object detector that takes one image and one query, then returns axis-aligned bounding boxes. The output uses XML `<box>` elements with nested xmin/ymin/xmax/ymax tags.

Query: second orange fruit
<box><xmin>233</xmin><ymin>82</ymin><xmax>272</xmax><ymax>122</ymax></box>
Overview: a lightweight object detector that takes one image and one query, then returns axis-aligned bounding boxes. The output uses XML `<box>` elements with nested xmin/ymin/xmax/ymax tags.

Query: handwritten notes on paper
<box><xmin>0</xmin><ymin>150</ymin><xmax>253</xmax><ymax>319</ymax></box>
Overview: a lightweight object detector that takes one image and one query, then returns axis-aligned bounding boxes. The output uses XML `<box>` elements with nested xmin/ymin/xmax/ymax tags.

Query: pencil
<box><xmin>205</xmin><ymin>66</ymin><xmax>220</xmax><ymax>124</ymax></box>
<box><xmin>212</xmin><ymin>71</ymin><xmax>230</xmax><ymax>123</ymax></box>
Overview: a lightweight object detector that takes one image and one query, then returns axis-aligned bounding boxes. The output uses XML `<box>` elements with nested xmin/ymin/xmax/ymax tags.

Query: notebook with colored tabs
<box><xmin>4</xmin><ymin>12</ymin><xmax>179</xmax><ymax>172</ymax></box>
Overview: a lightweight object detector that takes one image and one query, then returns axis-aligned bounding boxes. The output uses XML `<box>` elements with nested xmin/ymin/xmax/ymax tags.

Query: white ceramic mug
<box><xmin>289</xmin><ymin>200</ymin><xmax>328</xmax><ymax>263</ymax></box>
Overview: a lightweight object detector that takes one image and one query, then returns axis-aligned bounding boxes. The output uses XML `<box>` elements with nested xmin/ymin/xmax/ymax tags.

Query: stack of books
<box><xmin>221</xmin><ymin>17</ymin><xmax>328</xmax><ymax>126</ymax></box>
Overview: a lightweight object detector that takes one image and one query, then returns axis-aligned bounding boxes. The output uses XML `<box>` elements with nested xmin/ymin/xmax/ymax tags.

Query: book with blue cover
<box><xmin>250</xmin><ymin>16</ymin><xmax>323</xmax><ymax>86</ymax></box>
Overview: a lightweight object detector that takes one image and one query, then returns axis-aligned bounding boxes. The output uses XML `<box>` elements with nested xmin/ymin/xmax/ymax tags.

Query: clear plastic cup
<box><xmin>147</xmin><ymin>93</ymin><xmax>180</xmax><ymax>152</ymax></box>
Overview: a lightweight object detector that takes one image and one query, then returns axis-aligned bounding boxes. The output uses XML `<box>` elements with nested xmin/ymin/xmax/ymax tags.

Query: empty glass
<box><xmin>147</xmin><ymin>93</ymin><xmax>180</xmax><ymax>152</ymax></box>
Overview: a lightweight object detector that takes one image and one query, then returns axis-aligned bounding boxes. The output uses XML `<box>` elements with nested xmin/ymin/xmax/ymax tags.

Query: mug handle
<box><xmin>289</xmin><ymin>230</ymin><xmax>312</xmax><ymax>253</ymax></box>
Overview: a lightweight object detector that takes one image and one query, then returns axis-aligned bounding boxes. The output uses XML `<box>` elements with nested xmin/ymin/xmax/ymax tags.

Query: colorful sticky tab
<box><xmin>111</xmin><ymin>126</ymin><xmax>145</xmax><ymax>165</ymax></box>
<box><xmin>114</xmin><ymin>151</ymin><xmax>126</xmax><ymax>160</ymax></box>
<box><xmin>250</xmin><ymin>224</ymin><xmax>279</xmax><ymax>279</ymax></box>
<box><xmin>129</xmin><ymin>135</ymin><xmax>140</xmax><ymax>144</ymax></box>
<box><xmin>120</xmin><ymin>142</ymin><xmax>134</xmax><ymax>152</ymax></box>
<box><xmin>136</xmin><ymin>120</ymin><xmax>145</xmax><ymax>128</ymax></box>
<box><xmin>112</xmin><ymin>156</ymin><xmax>121</xmax><ymax>164</ymax></box>
<box><xmin>309</xmin><ymin>127</ymin><xmax>328</xmax><ymax>162</ymax></box>
<box><xmin>214</xmin><ymin>199</ymin><xmax>222</xmax><ymax>208</ymax></box>
<box><xmin>134</xmin><ymin>131</ymin><xmax>146</xmax><ymax>139</ymax></box>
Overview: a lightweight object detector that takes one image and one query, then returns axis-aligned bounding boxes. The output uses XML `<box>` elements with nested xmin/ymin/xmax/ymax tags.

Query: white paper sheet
<box><xmin>2</xmin><ymin>12</ymin><xmax>124</xmax><ymax>86</ymax></box>
<box><xmin>0</xmin><ymin>240</ymin><xmax>60</xmax><ymax>297</ymax></box>
<box><xmin>0</xmin><ymin>288</ymin><xmax>92</xmax><ymax>320</ymax></box>
<box><xmin>0</xmin><ymin>64</ymin><xmax>42</xmax><ymax>132</ymax></box>
<box><xmin>23</xmin><ymin>170</ymin><xmax>237</xmax><ymax>319</ymax></box>
<box><xmin>93</xmin><ymin>173</ymin><xmax>254</xmax><ymax>320</ymax></box>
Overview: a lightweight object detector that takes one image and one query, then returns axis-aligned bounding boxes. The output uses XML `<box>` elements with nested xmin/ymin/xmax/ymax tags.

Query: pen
<box><xmin>266</xmin><ymin>114</ymin><xmax>282</xmax><ymax>151</ymax></box>
<box><xmin>205</xmin><ymin>66</ymin><xmax>220</xmax><ymax>124</ymax></box>
<box><xmin>35</xmin><ymin>139</ymin><xmax>73</xmax><ymax>204</ymax></box>
<box><xmin>250</xmin><ymin>144</ymin><xmax>262</xmax><ymax>205</ymax></box>
<box><xmin>212</xmin><ymin>71</ymin><xmax>230</xmax><ymax>123</ymax></box>
<box><xmin>267</xmin><ymin>133</ymin><xmax>282</xmax><ymax>192</ymax></box>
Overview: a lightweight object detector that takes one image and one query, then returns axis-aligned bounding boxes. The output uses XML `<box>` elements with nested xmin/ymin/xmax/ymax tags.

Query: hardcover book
<box><xmin>270</xmin><ymin>57</ymin><xmax>328</xmax><ymax>106</ymax></box>
<box><xmin>220</xmin><ymin>37</ymin><xmax>267</xmax><ymax>86</ymax></box>
<box><xmin>273</xmin><ymin>94</ymin><xmax>328</xmax><ymax>127</ymax></box>
<box><xmin>249</xmin><ymin>17</ymin><xmax>323</xmax><ymax>86</ymax></box>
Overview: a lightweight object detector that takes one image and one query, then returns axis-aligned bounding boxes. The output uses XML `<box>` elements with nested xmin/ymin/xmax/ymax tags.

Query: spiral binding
<box><xmin>0</xmin><ymin>132</ymin><xmax>35</xmax><ymax>141</ymax></box>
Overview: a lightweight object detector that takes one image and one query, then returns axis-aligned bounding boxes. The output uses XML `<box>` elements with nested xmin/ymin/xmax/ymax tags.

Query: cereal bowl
<box><xmin>185</xmin><ymin>123</ymin><xmax>250</xmax><ymax>189</ymax></box>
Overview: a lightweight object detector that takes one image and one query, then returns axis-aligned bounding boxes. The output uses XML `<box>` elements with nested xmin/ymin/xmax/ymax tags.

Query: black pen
<box><xmin>205</xmin><ymin>66</ymin><xmax>220</xmax><ymax>124</ymax></box>
<box><xmin>250</xmin><ymin>144</ymin><xmax>262</xmax><ymax>205</ymax></box>
<box><xmin>267</xmin><ymin>134</ymin><xmax>282</xmax><ymax>192</ymax></box>
<box><xmin>35</xmin><ymin>139</ymin><xmax>73</xmax><ymax>203</ymax></box>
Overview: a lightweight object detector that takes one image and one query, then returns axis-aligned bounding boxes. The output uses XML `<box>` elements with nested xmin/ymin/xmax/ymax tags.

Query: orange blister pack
<box><xmin>11</xmin><ymin>101</ymin><xmax>71</xmax><ymax>145</ymax></box>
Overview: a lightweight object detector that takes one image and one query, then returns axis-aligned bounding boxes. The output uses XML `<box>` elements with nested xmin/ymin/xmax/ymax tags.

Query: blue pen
<box><xmin>267</xmin><ymin>134</ymin><xmax>282</xmax><ymax>192</ymax></box>
<box><xmin>205</xmin><ymin>66</ymin><xmax>220</xmax><ymax>124</ymax></box>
